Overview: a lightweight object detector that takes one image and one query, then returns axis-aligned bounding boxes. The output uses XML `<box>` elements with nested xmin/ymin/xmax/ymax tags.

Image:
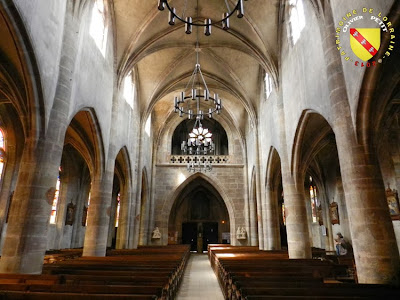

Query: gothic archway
<box><xmin>265</xmin><ymin>146</ymin><xmax>285</xmax><ymax>250</ymax></box>
<box><xmin>168</xmin><ymin>176</ymin><xmax>230</xmax><ymax>251</ymax></box>
<box><xmin>138</xmin><ymin>168</ymin><xmax>150</xmax><ymax>245</ymax></box>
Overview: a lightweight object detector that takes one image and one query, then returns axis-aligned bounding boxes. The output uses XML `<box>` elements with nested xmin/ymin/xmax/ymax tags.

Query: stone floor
<box><xmin>176</xmin><ymin>253</ymin><xmax>224</xmax><ymax>300</ymax></box>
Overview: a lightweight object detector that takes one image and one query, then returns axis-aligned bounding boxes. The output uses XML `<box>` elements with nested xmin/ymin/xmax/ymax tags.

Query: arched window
<box><xmin>309</xmin><ymin>176</ymin><xmax>318</xmax><ymax>223</ymax></box>
<box><xmin>0</xmin><ymin>128</ymin><xmax>6</xmax><ymax>179</ymax></box>
<box><xmin>123</xmin><ymin>72</ymin><xmax>135</xmax><ymax>109</ymax></box>
<box><xmin>289</xmin><ymin>0</ymin><xmax>305</xmax><ymax>45</ymax></box>
<box><xmin>115</xmin><ymin>192</ymin><xmax>121</xmax><ymax>227</ymax></box>
<box><xmin>50</xmin><ymin>167</ymin><xmax>62</xmax><ymax>224</ymax></box>
<box><xmin>171</xmin><ymin>119</ymin><xmax>228</xmax><ymax>155</ymax></box>
<box><xmin>264</xmin><ymin>73</ymin><xmax>273</xmax><ymax>99</ymax></box>
<box><xmin>85</xmin><ymin>190</ymin><xmax>91</xmax><ymax>226</ymax></box>
<box><xmin>90</xmin><ymin>0</ymin><xmax>108</xmax><ymax>56</ymax></box>
<box><xmin>281</xmin><ymin>190</ymin><xmax>286</xmax><ymax>226</ymax></box>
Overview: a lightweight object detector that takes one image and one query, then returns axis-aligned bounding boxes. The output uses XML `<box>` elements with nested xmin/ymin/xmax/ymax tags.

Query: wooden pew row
<box><xmin>209</xmin><ymin>246</ymin><xmax>400</xmax><ymax>300</ymax></box>
<box><xmin>238</xmin><ymin>285</ymin><xmax>400</xmax><ymax>299</ymax></box>
<box><xmin>0</xmin><ymin>284</ymin><xmax>164</xmax><ymax>295</ymax></box>
<box><xmin>209</xmin><ymin>247</ymin><xmax>324</xmax><ymax>298</ymax></box>
<box><xmin>43</xmin><ymin>249</ymin><xmax>82</xmax><ymax>264</ymax></box>
<box><xmin>0</xmin><ymin>291</ymin><xmax>157</xmax><ymax>300</ymax></box>
<box><xmin>0</xmin><ymin>245</ymin><xmax>190</xmax><ymax>300</ymax></box>
<box><xmin>43</xmin><ymin>262</ymin><xmax>184</xmax><ymax>292</ymax></box>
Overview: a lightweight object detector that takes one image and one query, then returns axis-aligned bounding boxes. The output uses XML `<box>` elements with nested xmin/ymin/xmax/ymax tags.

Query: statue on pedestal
<box><xmin>237</xmin><ymin>226</ymin><xmax>247</xmax><ymax>240</ymax></box>
<box><xmin>152</xmin><ymin>227</ymin><xmax>161</xmax><ymax>239</ymax></box>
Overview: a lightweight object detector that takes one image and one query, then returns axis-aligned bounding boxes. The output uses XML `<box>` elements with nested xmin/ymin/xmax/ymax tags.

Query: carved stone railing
<box><xmin>168</xmin><ymin>155</ymin><xmax>229</xmax><ymax>164</ymax></box>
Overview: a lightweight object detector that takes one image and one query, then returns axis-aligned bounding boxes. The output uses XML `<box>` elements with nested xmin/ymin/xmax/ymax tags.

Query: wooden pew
<box><xmin>0</xmin><ymin>245</ymin><xmax>190</xmax><ymax>300</ymax></box>
<box><xmin>208</xmin><ymin>246</ymin><xmax>400</xmax><ymax>300</ymax></box>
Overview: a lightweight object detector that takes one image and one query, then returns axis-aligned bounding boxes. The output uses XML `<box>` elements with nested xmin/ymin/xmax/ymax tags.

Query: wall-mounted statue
<box><xmin>317</xmin><ymin>205</ymin><xmax>324</xmax><ymax>226</ymax></box>
<box><xmin>152</xmin><ymin>227</ymin><xmax>161</xmax><ymax>239</ymax></box>
<box><xmin>386</xmin><ymin>185</ymin><xmax>400</xmax><ymax>220</ymax></box>
<box><xmin>329</xmin><ymin>201</ymin><xmax>340</xmax><ymax>225</ymax></box>
<box><xmin>65</xmin><ymin>201</ymin><xmax>76</xmax><ymax>226</ymax></box>
<box><xmin>237</xmin><ymin>226</ymin><xmax>247</xmax><ymax>240</ymax></box>
<box><xmin>82</xmin><ymin>206</ymin><xmax>88</xmax><ymax>226</ymax></box>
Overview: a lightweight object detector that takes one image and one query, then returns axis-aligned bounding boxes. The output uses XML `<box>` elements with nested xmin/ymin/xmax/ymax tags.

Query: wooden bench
<box><xmin>208</xmin><ymin>246</ymin><xmax>400</xmax><ymax>300</ymax></box>
<box><xmin>0</xmin><ymin>245</ymin><xmax>190</xmax><ymax>300</ymax></box>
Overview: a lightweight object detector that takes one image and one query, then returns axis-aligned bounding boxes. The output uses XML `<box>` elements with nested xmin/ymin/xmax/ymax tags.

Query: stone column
<box><xmin>138</xmin><ymin>179</ymin><xmax>149</xmax><ymax>245</ymax></box>
<box><xmin>82</xmin><ymin>166</ymin><xmax>114</xmax><ymax>256</ymax></box>
<box><xmin>248</xmin><ymin>183</ymin><xmax>258</xmax><ymax>246</ymax></box>
<box><xmin>281</xmin><ymin>170</ymin><xmax>312</xmax><ymax>258</ymax></box>
<box><xmin>116</xmin><ymin>186</ymin><xmax>132</xmax><ymax>249</ymax></box>
<box><xmin>276</xmin><ymin>71</ymin><xmax>311</xmax><ymax>258</ymax></box>
<box><xmin>0</xmin><ymin>6</ymin><xmax>81</xmax><ymax>273</ymax></box>
<box><xmin>265</xmin><ymin>185</ymin><xmax>281</xmax><ymax>250</ymax></box>
<box><xmin>107</xmin><ymin>192</ymin><xmax>118</xmax><ymax>248</ymax></box>
<box><xmin>322</xmin><ymin>4</ymin><xmax>399</xmax><ymax>284</ymax></box>
<box><xmin>323</xmin><ymin>202</ymin><xmax>335</xmax><ymax>252</ymax></box>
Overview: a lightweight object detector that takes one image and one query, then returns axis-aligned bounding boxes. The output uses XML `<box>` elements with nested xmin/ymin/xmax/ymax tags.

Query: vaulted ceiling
<box><xmin>112</xmin><ymin>0</ymin><xmax>281</xmax><ymax>134</ymax></box>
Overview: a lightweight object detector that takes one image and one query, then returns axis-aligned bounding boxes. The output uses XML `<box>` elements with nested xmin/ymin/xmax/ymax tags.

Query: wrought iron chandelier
<box><xmin>157</xmin><ymin>0</ymin><xmax>247</xmax><ymax>36</ymax></box>
<box><xmin>181</xmin><ymin>117</ymin><xmax>214</xmax><ymax>173</ymax></box>
<box><xmin>173</xmin><ymin>44</ymin><xmax>222</xmax><ymax>120</ymax></box>
<box><xmin>173</xmin><ymin>44</ymin><xmax>221</xmax><ymax>172</ymax></box>
<box><xmin>187</xmin><ymin>158</ymin><xmax>213</xmax><ymax>172</ymax></box>
<box><xmin>181</xmin><ymin>118</ymin><xmax>214</xmax><ymax>155</ymax></box>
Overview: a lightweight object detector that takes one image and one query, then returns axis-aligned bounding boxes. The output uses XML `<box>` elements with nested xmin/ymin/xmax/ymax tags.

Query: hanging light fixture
<box><xmin>174</xmin><ymin>47</ymin><xmax>220</xmax><ymax>171</ymax></box>
<box><xmin>157</xmin><ymin>0</ymin><xmax>247</xmax><ymax>36</ymax></box>
<box><xmin>173</xmin><ymin>61</ymin><xmax>222</xmax><ymax>120</ymax></box>
<box><xmin>181</xmin><ymin>118</ymin><xmax>214</xmax><ymax>156</ymax></box>
<box><xmin>183</xmin><ymin>118</ymin><xmax>214</xmax><ymax>173</ymax></box>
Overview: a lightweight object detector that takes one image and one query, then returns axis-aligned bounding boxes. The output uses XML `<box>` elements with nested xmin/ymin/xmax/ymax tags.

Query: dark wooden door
<box><xmin>202</xmin><ymin>222</ymin><xmax>218</xmax><ymax>251</ymax></box>
<box><xmin>182</xmin><ymin>222</ymin><xmax>197</xmax><ymax>251</ymax></box>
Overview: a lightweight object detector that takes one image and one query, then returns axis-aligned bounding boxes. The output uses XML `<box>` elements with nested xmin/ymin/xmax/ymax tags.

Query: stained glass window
<box><xmin>85</xmin><ymin>191</ymin><xmax>91</xmax><ymax>226</ymax></box>
<box><xmin>289</xmin><ymin>0</ymin><xmax>305</xmax><ymax>44</ymax></box>
<box><xmin>123</xmin><ymin>72</ymin><xmax>135</xmax><ymax>109</ymax></box>
<box><xmin>189</xmin><ymin>126</ymin><xmax>212</xmax><ymax>145</ymax></box>
<box><xmin>50</xmin><ymin>167</ymin><xmax>62</xmax><ymax>224</ymax></box>
<box><xmin>0</xmin><ymin>129</ymin><xmax>5</xmax><ymax>179</ymax></box>
<box><xmin>115</xmin><ymin>193</ymin><xmax>121</xmax><ymax>227</ymax></box>
<box><xmin>265</xmin><ymin>73</ymin><xmax>273</xmax><ymax>99</ymax></box>
<box><xmin>90</xmin><ymin>0</ymin><xmax>108</xmax><ymax>56</ymax></box>
<box><xmin>309</xmin><ymin>176</ymin><xmax>318</xmax><ymax>223</ymax></box>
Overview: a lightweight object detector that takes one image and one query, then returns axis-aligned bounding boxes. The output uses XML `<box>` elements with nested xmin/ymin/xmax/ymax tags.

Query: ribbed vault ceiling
<box><xmin>113</xmin><ymin>0</ymin><xmax>280</xmax><ymax>133</ymax></box>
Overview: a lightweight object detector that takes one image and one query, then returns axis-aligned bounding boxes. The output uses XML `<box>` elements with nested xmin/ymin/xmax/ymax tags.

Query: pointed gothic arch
<box><xmin>111</xmin><ymin>146</ymin><xmax>132</xmax><ymax>249</ymax></box>
<box><xmin>265</xmin><ymin>146</ymin><xmax>285</xmax><ymax>250</ymax></box>
<box><xmin>138</xmin><ymin>167</ymin><xmax>150</xmax><ymax>245</ymax></box>
<box><xmin>249</xmin><ymin>166</ymin><xmax>259</xmax><ymax>246</ymax></box>
<box><xmin>156</xmin><ymin>172</ymin><xmax>235</xmax><ymax>245</ymax></box>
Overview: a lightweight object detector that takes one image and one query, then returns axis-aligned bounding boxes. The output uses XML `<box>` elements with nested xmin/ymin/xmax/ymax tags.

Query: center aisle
<box><xmin>176</xmin><ymin>254</ymin><xmax>224</xmax><ymax>300</ymax></box>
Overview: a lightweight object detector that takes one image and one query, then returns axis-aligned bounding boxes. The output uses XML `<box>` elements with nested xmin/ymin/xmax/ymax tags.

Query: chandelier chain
<box><xmin>182</xmin><ymin>0</ymin><xmax>189</xmax><ymax>19</ymax></box>
<box><xmin>225</xmin><ymin>0</ymin><xmax>231</xmax><ymax>13</ymax></box>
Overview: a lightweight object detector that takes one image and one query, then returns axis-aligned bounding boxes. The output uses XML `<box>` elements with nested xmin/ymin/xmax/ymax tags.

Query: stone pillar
<box><xmin>281</xmin><ymin>170</ymin><xmax>312</xmax><ymax>258</ymax></box>
<box><xmin>0</xmin><ymin>6</ymin><xmax>80</xmax><ymax>273</ymax></box>
<box><xmin>265</xmin><ymin>185</ymin><xmax>281</xmax><ymax>250</ymax></box>
<box><xmin>248</xmin><ymin>184</ymin><xmax>258</xmax><ymax>246</ymax></box>
<box><xmin>138</xmin><ymin>179</ymin><xmax>149</xmax><ymax>245</ymax></box>
<box><xmin>323</xmin><ymin>200</ymin><xmax>335</xmax><ymax>252</ymax></box>
<box><xmin>276</xmin><ymin>71</ymin><xmax>311</xmax><ymax>258</ymax></box>
<box><xmin>107</xmin><ymin>192</ymin><xmax>118</xmax><ymax>248</ymax></box>
<box><xmin>116</xmin><ymin>187</ymin><xmax>132</xmax><ymax>249</ymax></box>
<box><xmin>82</xmin><ymin>167</ymin><xmax>114</xmax><ymax>256</ymax></box>
<box><xmin>322</xmin><ymin>4</ymin><xmax>399</xmax><ymax>284</ymax></box>
<box><xmin>256</xmin><ymin>181</ymin><xmax>264</xmax><ymax>249</ymax></box>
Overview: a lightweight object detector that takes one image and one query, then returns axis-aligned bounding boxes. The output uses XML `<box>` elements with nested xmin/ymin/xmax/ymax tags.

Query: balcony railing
<box><xmin>168</xmin><ymin>155</ymin><xmax>229</xmax><ymax>164</ymax></box>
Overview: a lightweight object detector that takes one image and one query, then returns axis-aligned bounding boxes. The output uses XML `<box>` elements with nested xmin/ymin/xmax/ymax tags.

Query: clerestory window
<box><xmin>289</xmin><ymin>0</ymin><xmax>305</xmax><ymax>45</ymax></box>
<box><xmin>90</xmin><ymin>0</ymin><xmax>108</xmax><ymax>56</ymax></box>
